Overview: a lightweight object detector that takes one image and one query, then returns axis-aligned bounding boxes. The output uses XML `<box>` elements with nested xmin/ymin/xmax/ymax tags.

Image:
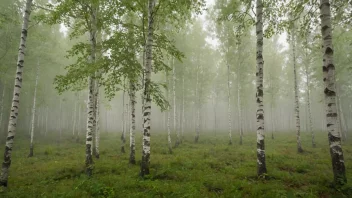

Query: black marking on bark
<box><xmin>323</xmin><ymin>66</ymin><xmax>328</xmax><ymax>72</ymax></box>
<box><xmin>327</xmin><ymin>113</ymin><xmax>337</xmax><ymax>117</ymax></box>
<box><xmin>322</xmin><ymin>25</ymin><xmax>329</xmax><ymax>32</ymax></box>
<box><xmin>257</xmin><ymin>114</ymin><xmax>264</xmax><ymax>120</ymax></box>
<box><xmin>257</xmin><ymin>139</ymin><xmax>267</xmax><ymax>176</ymax></box>
<box><xmin>324</xmin><ymin>88</ymin><xmax>335</xmax><ymax>96</ymax></box>
<box><xmin>327</xmin><ymin>63</ymin><xmax>334</xmax><ymax>70</ymax></box>
<box><xmin>328</xmin><ymin>133</ymin><xmax>346</xmax><ymax>185</ymax></box>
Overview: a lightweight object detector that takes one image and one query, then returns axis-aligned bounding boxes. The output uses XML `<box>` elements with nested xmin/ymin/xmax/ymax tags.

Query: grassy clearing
<box><xmin>1</xmin><ymin>131</ymin><xmax>352</xmax><ymax>197</ymax></box>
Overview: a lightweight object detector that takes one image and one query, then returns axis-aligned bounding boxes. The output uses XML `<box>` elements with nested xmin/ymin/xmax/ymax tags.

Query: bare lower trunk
<box><xmin>0</xmin><ymin>0</ymin><xmax>33</xmax><ymax>187</ymax></box>
<box><xmin>0</xmin><ymin>86</ymin><xmax>5</xmax><ymax>140</ymax></box>
<box><xmin>255</xmin><ymin>0</ymin><xmax>266</xmax><ymax>177</ymax></box>
<box><xmin>28</xmin><ymin>62</ymin><xmax>39</xmax><ymax>157</ymax></box>
<box><xmin>166</xmin><ymin>73</ymin><xmax>172</xmax><ymax>153</ymax></box>
<box><xmin>173</xmin><ymin>60</ymin><xmax>180</xmax><ymax>146</ymax></box>
<box><xmin>194</xmin><ymin>65</ymin><xmax>200</xmax><ymax>143</ymax></box>
<box><xmin>94</xmin><ymin>93</ymin><xmax>100</xmax><ymax>159</ymax></box>
<box><xmin>72</xmin><ymin>96</ymin><xmax>77</xmax><ymax>137</ymax></box>
<box><xmin>45</xmin><ymin>106</ymin><xmax>48</xmax><ymax>137</ymax></box>
<box><xmin>238</xmin><ymin>73</ymin><xmax>243</xmax><ymax>145</ymax></box>
<box><xmin>76</xmin><ymin>100</ymin><xmax>81</xmax><ymax>142</ymax></box>
<box><xmin>227</xmin><ymin>61</ymin><xmax>232</xmax><ymax>145</ymax></box>
<box><xmin>181</xmin><ymin>76</ymin><xmax>185</xmax><ymax>142</ymax></box>
<box><xmin>59</xmin><ymin>99</ymin><xmax>62</xmax><ymax>144</ymax></box>
<box><xmin>129</xmin><ymin>81</ymin><xmax>136</xmax><ymax>164</ymax></box>
<box><xmin>305</xmin><ymin>65</ymin><xmax>315</xmax><ymax>147</ymax></box>
<box><xmin>140</xmin><ymin>0</ymin><xmax>155</xmax><ymax>177</ymax></box>
<box><xmin>121</xmin><ymin>80</ymin><xmax>126</xmax><ymax>153</ymax></box>
<box><xmin>320</xmin><ymin>0</ymin><xmax>346</xmax><ymax>185</ymax></box>
<box><xmin>292</xmin><ymin>28</ymin><xmax>303</xmax><ymax>153</ymax></box>
<box><xmin>337</xmin><ymin>93</ymin><xmax>347</xmax><ymax>141</ymax></box>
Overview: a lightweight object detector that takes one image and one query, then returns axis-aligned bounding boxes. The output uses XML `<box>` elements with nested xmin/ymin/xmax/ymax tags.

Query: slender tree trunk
<box><xmin>305</xmin><ymin>60</ymin><xmax>315</xmax><ymax>147</ymax></box>
<box><xmin>45</xmin><ymin>106</ymin><xmax>48</xmax><ymax>137</ymax></box>
<box><xmin>140</xmin><ymin>0</ymin><xmax>155</xmax><ymax>177</ymax></box>
<box><xmin>320</xmin><ymin>0</ymin><xmax>346</xmax><ymax>185</ymax></box>
<box><xmin>166</xmin><ymin>72</ymin><xmax>172</xmax><ymax>153</ymax></box>
<box><xmin>336</xmin><ymin>92</ymin><xmax>347</xmax><ymax>141</ymax></box>
<box><xmin>129</xmin><ymin>81</ymin><xmax>136</xmax><ymax>164</ymax></box>
<box><xmin>72</xmin><ymin>94</ymin><xmax>79</xmax><ymax>137</ymax></box>
<box><xmin>94</xmin><ymin>90</ymin><xmax>100</xmax><ymax>159</ymax></box>
<box><xmin>59</xmin><ymin>99</ymin><xmax>62</xmax><ymax>144</ymax></box>
<box><xmin>255</xmin><ymin>0</ymin><xmax>266</xmax><ymax>177</ymax></box>
<box><xmin>0</xmin><ymin>85</ymin><xmax>5</xmax><ymax>139</ymax></box>
<box><xmin>181</xmin><ymin>76</ymin><xmax>185</xmax><ymax>142</ymax></box>
<box><xmin>28</xmin><ymin>61</ymin><xmax>39</xmax><ymax>157</ymax></box>
<box><xmin>227</xmin><ymin>61</ymin><xmax>232</xmax><ymax>145</ymax></box>
<box><xmin>237</xmin><ymin>70</ymin><xmax>243</xmax><ymax>144</ymax></box>
<box><xmin>173</xmin><ymin>59</ymin><xmax>180</xmax><ymax>146</ymax></box>
<box><xmin>292</xmin><ymin>29</ymin><xmax>303</xmax><ymax>153</ymax></box>
<box><xmin>85</xmin><ymin>4</ymin><xmax>97</xmax><ymax>177</ymax></box>
<box><xmin>76</xmin><ymin>101</ymin><xmax>81</xmax><ymax>142</ymax></box>
<box><xmin>121</xmin><ymin>79</ymin><xmax>126</xmax><ymax>153</ymax></box>
<box><xmin>194</xmin><ymin>64</ymin><xmax>200</xmax><ymax>143</ymax></box>
<box><xmin>0</xmin><ymin>0</ymin><xmax>33</xmax><ymax>187</ymax></box>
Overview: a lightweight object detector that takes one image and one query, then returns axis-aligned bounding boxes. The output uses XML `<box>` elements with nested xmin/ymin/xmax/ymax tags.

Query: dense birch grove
<box><xmin>0</xmin><ymin>0</ymin><xmax>351</xmax><ymax>195</ymax></box>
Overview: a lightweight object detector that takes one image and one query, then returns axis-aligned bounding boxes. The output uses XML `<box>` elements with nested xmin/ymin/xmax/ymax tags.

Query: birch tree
<box><xmin>255</xmin><ymin>0</ymin><xmax>267</xmax><ymax>176</ymax></box>
<box><xmin>319</xmin><ymin>0</ymin><xmax>346</xmax><ymax>184</ymax></box>
<box><xmin>0</xmin><ymin>0</ymin><xmax>33</xmax><ymax>187</ymax></box>
<box><xmin>28</xmin><ymin>62</ymin><xmax>39</xmax><ymax>157</ymax></box>
<box><xmin>291</xmin><ymin>28</ymin><xmax>303</xmax><ymax>153</ymax></box>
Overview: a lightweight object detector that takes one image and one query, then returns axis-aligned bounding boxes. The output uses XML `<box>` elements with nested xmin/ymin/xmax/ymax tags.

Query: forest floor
<box><xmin>1</xmin><ymin>131</ymin><xmax>352</xmax><ymax>197</ymax></box>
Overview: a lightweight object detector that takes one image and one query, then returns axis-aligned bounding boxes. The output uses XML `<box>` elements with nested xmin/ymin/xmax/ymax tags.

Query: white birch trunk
<box><xmin>320</xmin><ymin>0</ymin><xmax>346</xmax><ymax>184</ymax></box>
<box><xmin>141</xmin><ymin>0</ymin><xmax>155</xmax><ymax>176</ymax></box>
<box><xmin>227</xmin><ymin>61</ymin><xmax>232</xmax><ymax>145</ymax></box>
<box><xmin>85</xmin><ymin>4</ymin><xmax>97</xmax><ymax>176</ymax></box>
<box><xmin>28</xmin><ymin>61</ymin><xmax>39</xmax><ymax>157</ymax></box>
<box><xmin>292</xmin><ymin>29</ymin><xmax>303</xmax><ymax>153</ymax></box>
<box><xmin>72</xmin><ymin>96</ymin><xmax>77</xmax><ymax>137</ymax></box>
<box><xmin>121</xmin><ymin>80</ymin><xmax>126</xmax><ymax>153</ymax></box>
<box><xmin>45</xmin><ymin>106</ymin><xmax>48</xmax><ymax>137</ymax></box>
<box><xmin>194</xmin><ymin>64</ymin><xmax>200</xmax><ymax>143</ymax></box>
<box><xmin>181</xmin><ymin>76</ymin><xmax>185</xmax><ymax>142</ymax></box>
<box><xmin>0</xmin><ymin>86</ymin><xmax>5</xmax><ymax>139</ymax></box>
<box><xmin>0</xmin><ymin>0</ymin><xmax>33</xmax><ymax>187</ymax></box>
<box><xmin>173</xmin><ymin>59</ymin><xmax>180</xmax><ymax>146</ymax></box>
<box><xmin>94</xmin><ymin>90</ymin><xmax>100</xmax><ymax>159</ymax></box>
<box><xmin>129</xmin><ymin>81</ymin><xmax>136</xmax><ymax>164</ymax></box>
<box><xmin>166</xmin><ymin>73</ymin><xmax>172</xmax><ymax>153</ymax></box>
<box><xmin>255</xmin><ymin>0</ymin><xmax>266</xmax><ymax>176</ymax></box>
<box><xmin>304</xmin><ymin>60</ymin><xmax>315</xmax><ymax>147</ymax></box>
<box><xmin>237</xmin><ymin>76</ymin><xmax>243</xmax><ymax>144</ymax></box>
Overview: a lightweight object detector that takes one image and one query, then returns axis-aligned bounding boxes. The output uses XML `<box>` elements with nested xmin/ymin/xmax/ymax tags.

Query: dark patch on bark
<box><xmin>322</xmin><ymin>25</ymin><xmax>329</xmax><ymax>32</ymax></box>
<box><xmin>257</xmin><ymin>114</ymin><xmax>264</xmax><ymax>120</ymax></box>
<box><xmin>28</xmin><ymin>145</ymin><xmax>33</xmax><ymax>157</ymax></box>
<box><xmin>194</xmin><ymin>135</ymin><xmax>199</xmax><ymax>143</ymax></box>
<box><xmin>327</xmin><ymin>63</ymin><xmax>334</xmax><ymax>70</ymax></box>
<box><xmin>325</xmin><ymin>47</ymin><xmax>333</xmax><ymax>55</ymax></box>
<box><xmin>140</xmin><ymin>152</ymin><xmax>150</xmax><ymax>177</ymax></box>
<box><xmin>257</xmin><ymin>139</ymin><xmax>267</xmax><ymax>176</ymax></box>
<box><xmin>324</xmin><ymin>88</ymin><xmax>335</xmax><ymax>96</ymax></box>
<box><xmin>6</xmin><ymin>136</ymin><xmax>14</xmax><ymax>141</ymax></box>
<box><xmin>297</xmin><ymin>146</ymin><xmax>303</xmax><ymax>153</ymax></box>
<box><xmin>85</xmin><ymin>144</ymin><xmax>93</xmax><ymax>177</ymax></box>
<box><xmin>327</xmin><ymin>113</ymin><xmax>337</xmax><ymax>117</ymax></box>
<box><xmin>328</xmin><ymin>133</ymin><xmax>346</xmax><ymax>185</ymax></box>
<box><xmin>129</xmin><ymin>147</ymin><xmax>136</xmax><ymax>164</ymax></box>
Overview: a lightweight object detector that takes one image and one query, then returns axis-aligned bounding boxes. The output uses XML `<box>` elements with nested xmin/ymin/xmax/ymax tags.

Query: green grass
<box><xmin>1</xmin><ymin>131</ymin><xmax>352</xmax><ymax>197</ymax></box>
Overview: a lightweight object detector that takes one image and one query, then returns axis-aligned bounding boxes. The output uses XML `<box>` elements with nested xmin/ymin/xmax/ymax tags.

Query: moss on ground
<box><xmin>1</xmin><ymin>131</ymin><xmax>351</xmax><ymax>197</ymax></box>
